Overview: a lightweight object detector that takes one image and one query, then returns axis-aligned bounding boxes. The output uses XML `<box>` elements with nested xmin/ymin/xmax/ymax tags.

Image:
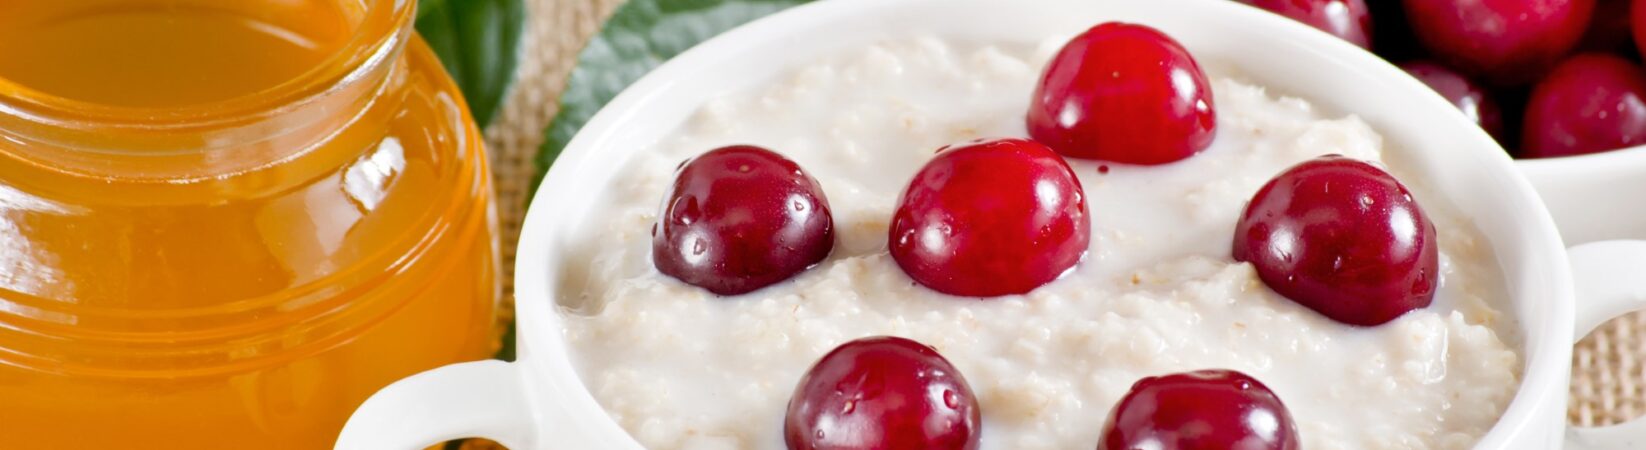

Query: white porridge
<box><xmin>558</xmin><ymin>37</ymin><xmax>1520</xmax><ymax>450</ymax></box>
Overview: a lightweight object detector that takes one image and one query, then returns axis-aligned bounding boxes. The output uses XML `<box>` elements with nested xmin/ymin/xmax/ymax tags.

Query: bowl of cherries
<box><xmin>1239</xmin><ymin>0</ymin><xmax>1646</xmax><ymax>245</ymax></box>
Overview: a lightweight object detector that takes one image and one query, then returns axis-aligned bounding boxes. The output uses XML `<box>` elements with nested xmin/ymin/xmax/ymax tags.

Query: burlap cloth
<box><xmin>484</xmin><ymin>0</ymin><xmax>1646</xmax><ymax>434</ymax></box>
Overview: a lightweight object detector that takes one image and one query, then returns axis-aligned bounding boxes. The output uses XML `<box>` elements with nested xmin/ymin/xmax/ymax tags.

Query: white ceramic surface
<box><xmin>1522</xmin><ymin>147</ymin><xmax>1646</xmax><ymax>244</ymax></box>
<box><xmin>335</xmin><ymin>0</ymin><xmax>1646</xmax><ymax>448</ymax></box>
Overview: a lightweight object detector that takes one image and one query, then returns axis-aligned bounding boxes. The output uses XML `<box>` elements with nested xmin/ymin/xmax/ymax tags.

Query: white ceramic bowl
<box><xmin>337</xmin><ymin>0</ymin><xmax>1646</xmax><ymax>448</ymax></box>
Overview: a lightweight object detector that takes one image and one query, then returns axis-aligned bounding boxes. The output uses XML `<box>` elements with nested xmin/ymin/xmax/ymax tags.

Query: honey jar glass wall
<box><xmin>0</xmin><ymin>0</ymin><xmax>501</xmax><ymax>447</ymax></box>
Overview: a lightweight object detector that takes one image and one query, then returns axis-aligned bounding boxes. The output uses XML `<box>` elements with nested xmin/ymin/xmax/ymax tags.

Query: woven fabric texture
<box><xmin>486</xmin><ymin>0</ymin><xmax>1643</xmax><ymax>430</ymax></box>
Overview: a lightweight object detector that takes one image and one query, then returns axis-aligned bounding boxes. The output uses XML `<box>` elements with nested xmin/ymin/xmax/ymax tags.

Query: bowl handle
<box><xmin>334</xmin><ymin>360</ymin><xmax>537</xmax><ymax>450</ymax></box>
<box><xmin>1520</xmin><ymin>155</ymin><xmax>1646</xmax><ymax>244</ymax></box>
<box><xmin>1563</xmin><ymin>241</ymin><xmax>1646</xmax><ymax>449</ymax></box>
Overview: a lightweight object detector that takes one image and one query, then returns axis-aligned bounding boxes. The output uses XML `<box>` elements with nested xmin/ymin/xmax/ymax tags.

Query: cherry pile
<box><xmin>1242</xmin><ymin>0</ymin><xmax>1646</xmax><ymax>158</ymax></box>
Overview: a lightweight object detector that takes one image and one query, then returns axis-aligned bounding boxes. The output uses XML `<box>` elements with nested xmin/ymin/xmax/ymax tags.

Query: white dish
<box><xmin>337</xmin><ymin>0</ymin><xmax>1646</xmax><ymax>448</ymax></box>
<box><xmin>558</xmin><ymin>39</ymin><xmax>1516</xmax><ymax>448</ymax></box>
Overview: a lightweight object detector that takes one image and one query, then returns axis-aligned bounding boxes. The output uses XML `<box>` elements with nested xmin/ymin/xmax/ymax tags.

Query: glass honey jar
<box><xmin>0</xmin><ymin>0</ymin><xmax>501</xmax><ymax>447</ymax></box>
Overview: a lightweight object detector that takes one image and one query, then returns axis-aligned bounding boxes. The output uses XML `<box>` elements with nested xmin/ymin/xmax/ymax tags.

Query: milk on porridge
<box><xmin>558</xmin><ymin>37</ymin><xmax>1519</xmax><ymax>450</ymax></box>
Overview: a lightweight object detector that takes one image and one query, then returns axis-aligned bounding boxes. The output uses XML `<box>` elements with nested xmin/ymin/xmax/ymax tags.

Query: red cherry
<box><xmin>1399</xmin><ymin>61</ymin><xmax>1505</xmax><ymax>140</ymax></box>
<box><xmin>889</xmin><ymin>138</ymin><xmax>1089</xmax><ymax>297</ymax></box>
<box><xmin>1241</xmin><ymin>0</ymin><xmax>1373</xmax><ymax>49</ymax></box>
<box><xmin>653</xmin><ymin>145</ymin><xmax>834</xmax><ymax>295</ymax></box>
<box><xmin>1522</xmin><ymin>54</ymin><xmax>1646</xmax><ymax>158</ymax></box>
<box><xmin>1232</xmin><ymin>156</ymin><xmax>1439</xmax><ymax>326</ymax></box>
<box><xmin>1402</xmin><ymin>0</ymin><xmax>1595</xmax><ymax>85</ymax></box>
<box><xmin>784</xmin><ymin>336</ymin><xmax>981</xmax><ymax>450</ymax></box>
<box><xmin>1098</xmin><ymin>370</ymin><xmax>1300</xmax><ymax>450</ymax></box>
<box><xmin>1027</xmin><ymin>22</ymin><xmax>1216</xmax><ymax>165</ymax></box>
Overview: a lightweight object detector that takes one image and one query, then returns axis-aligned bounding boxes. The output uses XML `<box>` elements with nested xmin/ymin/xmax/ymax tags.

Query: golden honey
<box><xmin>0</xmin><ymin>0</ymin><xmax>500</xmax><ymax>447</ymax></box>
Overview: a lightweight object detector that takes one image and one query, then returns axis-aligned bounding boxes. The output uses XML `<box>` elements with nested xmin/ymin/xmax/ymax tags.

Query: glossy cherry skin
<box><xmin>889</xmin><ymin>138</ymin><xmax>1089</xmax><ymax>297</ymax></box>
<box><xmin>1399</xmin><ymin>61</ymin><xmax>1505</xmax><ymax>140</ymax></box>
<box><xmin>1522</xmin><ymin>54</ymin><xmax>1646</xmax><ymax>158</ymax></box>
<box><xmin>1027</xmin><ymin>22</ymin><xmax>1216</xmax><ymax>165</ymax></box>
<box><xmin>1241</xmin><ymin>0</ymin><xmax>1373</xmax><ymax>49</ymax></box>
<box><xmin>1232</xmin><ymin>156</ymin><xmax>1439</xmax><ymax>326</ymax></box>
<box><xmin>1402</xmin><ymin>0</ymin><xmax>1595</xmax><ymax>85</ymax></box>
<box><xmin>785</xmin><ymin>336</ymin><xmax>981</xmax><ymax>450</ymax></box>
<box><xmin>1098</xmin><ymin>370</ymin><xmax>1299</xmax><ymax>450</ymax></box>
<box><xmin>652</xmin><ymin>145</ymin><xmax>834</xmax><ymax>295</ymax></box>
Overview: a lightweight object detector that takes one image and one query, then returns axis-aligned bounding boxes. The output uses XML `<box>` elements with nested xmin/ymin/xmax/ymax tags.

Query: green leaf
<box><xmin>533</xmin><ymin>0</ymin><xmax>814</xmax><ymax>194</ymax></box>
<box><xmin>416</xmin><ymin>0</ymin><xmax>526</xmax><ymax>128</ymax></box>
<box><xmin>416</xmin><ymin>0</ymin><xmax>445</xmax><ymax>20</ymax></box>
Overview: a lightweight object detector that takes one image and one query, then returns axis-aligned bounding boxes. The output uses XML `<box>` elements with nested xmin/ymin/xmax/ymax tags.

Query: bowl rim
<box><xmin>514</xmin><ymin>0</ymin><xmax>1575</xmax><ymax>447</ymax></box>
